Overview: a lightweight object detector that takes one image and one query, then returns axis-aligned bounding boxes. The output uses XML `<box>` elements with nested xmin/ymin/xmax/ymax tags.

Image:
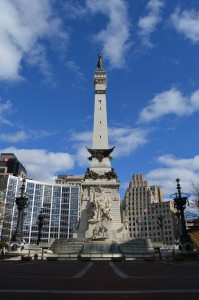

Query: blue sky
<box><xmin>0</xmin><ymin>0</ymin><xmax>199</xmax><ymax>203</ymax></box>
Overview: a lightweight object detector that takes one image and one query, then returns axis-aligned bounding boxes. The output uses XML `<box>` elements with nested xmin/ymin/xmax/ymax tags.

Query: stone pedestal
<box><xmin>77</xmin><ymin>183</ymin><xmax>128</xmax><ymax>241</ymax></box>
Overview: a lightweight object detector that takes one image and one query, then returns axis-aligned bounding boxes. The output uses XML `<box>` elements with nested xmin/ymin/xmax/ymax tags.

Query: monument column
<box><xmin>93</xmin><ymin>55</ymin><xmax>108</xmax><ymax>150</ymax></box>
<box><xmin>77</xmin><ymin>55</ymin><xmax>128</xmax><ymax>242</ymax></box>
<box><xmin>86</xmin><ymin>54</ymin><xmax>114</xmax><ymax>175</ymax></box>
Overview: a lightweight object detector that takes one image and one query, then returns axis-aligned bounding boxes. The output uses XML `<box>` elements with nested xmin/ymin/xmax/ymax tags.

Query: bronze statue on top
<box><xmin>97</xmin><ymin>54</ymin><xmax>102</xmax><ymax>69</ymax></box>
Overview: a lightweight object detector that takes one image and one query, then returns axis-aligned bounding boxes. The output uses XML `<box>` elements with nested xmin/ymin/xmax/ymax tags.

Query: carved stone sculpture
<box><xmin>92</xmin><ymin>225</ymin><xmax>109</xmax><ymax>239</ymax></box>
<box><xmin>85</xmin><ymin>168</ymin><xmax>118</xmax><ymax>181</ymax></box>
<box><xmin>88</xmin><ymin>188</ymin><xmax>113</xmax><ymax>223</ymax></box>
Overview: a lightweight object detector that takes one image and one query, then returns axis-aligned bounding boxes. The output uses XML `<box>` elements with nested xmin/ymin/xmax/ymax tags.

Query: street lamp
<box><xmin>170</xmin><ymin>178</ymin><xmax>192</xmax><ymax>250</ymax></box>
<box><xmin>11</xmin><ymin>179</ymin><xmax>28</xmax><ymax>249</ymax></box>
<box><xmin>151</xmin><ymin>203</ymin><xmax>165</xmax><ymax>245</ymax></box>
<box><xmin>37</xmin><ymin>209</ymin><xmax>45</xmax><ymax>245</ymax></box>
<box><xmin>157</xmin><ymin>214</ymin><xmax>165</xmax><ymax>245</ymax></box>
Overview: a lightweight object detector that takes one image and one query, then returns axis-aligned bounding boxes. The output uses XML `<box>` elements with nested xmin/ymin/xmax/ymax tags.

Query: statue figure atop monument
<box><xmin>97</xmin><ymin>54</ymin><xmax>103</xmax><ymax>69</ymax></box>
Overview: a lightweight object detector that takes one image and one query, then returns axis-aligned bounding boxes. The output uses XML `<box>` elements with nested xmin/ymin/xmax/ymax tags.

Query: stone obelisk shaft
<box><xmin>93</xmin><ymin>68</ymin><xmax>108</xmax><ymax>149</ymax></box>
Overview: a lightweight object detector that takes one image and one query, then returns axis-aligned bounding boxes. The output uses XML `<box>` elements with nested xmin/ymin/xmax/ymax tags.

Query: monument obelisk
<box><xmin>77</xmin><ymin>55</ymin><xmax>128</xmax><ymax>242</ymax></box>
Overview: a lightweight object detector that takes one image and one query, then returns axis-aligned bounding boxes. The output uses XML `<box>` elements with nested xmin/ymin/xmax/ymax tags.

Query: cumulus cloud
<box><xmin>70</xmin><ymin>127</ymin><xmax>148</xmax><ymax>166</ymax></box>
<box><xmin>0</xmin><ymin>147</ymin><xmax>74</xmax><ymax>182</ymax></box>
<box><xmin>0</xmin><ymin>131</ymin><xmax>29</xmax><ymax>143</ymax></box>
<box><xmin>0</xmin><ymin>0</ymin><xmax>68</xmax><ymax>81</ymax></box>
<box><xmin>109</xmin><ymin>127</ymin><xmax>148</xmax><ymax>157</ymax></box>
<box><xmin>70</xmin><ymin>130</ymin><xmax>92</xmax><ymax>167</ymax></box>
<box><xmin>157</xmin><ymin>155</ymin><xmax>199</xmax><ymax>171</ymax></box>
<box><xmin>139</xmin><ymin>88</ymin><xmax>199</xmax><ymax>123</ymax></box>
<box><xmin>86</xmin><ymin>0</ymin><xmax>131</xmax><ymax>69</ymax></box>
<box><xmin>0</xmin><ymin>129</ymin><xmax>54</xmax><ymax>143</ymax></box>
<box><xmin>146</xmin><ymin>154</ymin><xmax>199</xmax><ymax>198</ymax></box>
<box><xmin>138</xmin><ymin>0</ymin><xmax>164</xmax><ymax>48</ymax></box>
<box><xmin>62</xmin><ymin>1</ymin><xmax>87</xmax><ymax>19</ymax></box>
<box><xmin>0</xmin><ymin>96</ymin><xmax>56</xmax><ymax>144</ymax></box>
<box><xmin>171</xmin><ymin>8</ymin><xmax>199</xmax><ymax>43</ymax></box>
<box><xmin>70</xmin><ymin>130</ymin><xmax>92</xmax><ymax>144</ymax></box>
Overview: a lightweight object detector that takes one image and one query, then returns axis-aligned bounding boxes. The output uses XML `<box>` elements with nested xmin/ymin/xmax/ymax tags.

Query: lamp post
<box><xmin>37</xmin><ymin>209</ymin><xmax>45</xmax><ymax>245</ymax></box>
<box><xmin>157</xmin><ymin>214</ymin><xmax>165</xmax><ymax>245</ymax></box>
<box><xmin>11</xmin><ymin>179</ymin><xmax>28</xmax><ymax>247</ymax></box>
<box><xmin>170</xmin><ymin>178</ymin><xmax>192</xmax><ymax>247</ymax></box>
<box><xmin>151</xmin><ymin>203</ymin><xmax>165</xmax><ymax>245</ymax></box>
<box><xmin>151</xmin><ymin>203</ymin><xmax>165</xmax><ymax>260</ymax></box>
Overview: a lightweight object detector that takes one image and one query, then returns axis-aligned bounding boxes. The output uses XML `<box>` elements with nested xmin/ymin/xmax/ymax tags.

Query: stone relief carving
<box><xmin>88</xmin><ymin>188</ymin><xmax>113</xmax><ymax>223</ymax></box>
<box><xmin>85</xmin><ymin>168</ymin><xmax>118</xmax><ymax>181</ymax></box>
<box><xmin>94</xmin><ymin>78</ymin><xmax>107</xmax><ymax>84</ymax></box>
<box><xmin>105</xmin><ymin>169</ymin><xmax>118</xmax><ymax>180</ymax></box>
<box><xmin>123</xmin><ymin>217</ymin><xmax>129</xmax><ymax>231</ymax></box>
<box><xmin>92</xmin><ymin>225</ymin><xmax>109</xmax><ymax>239</ymax></box>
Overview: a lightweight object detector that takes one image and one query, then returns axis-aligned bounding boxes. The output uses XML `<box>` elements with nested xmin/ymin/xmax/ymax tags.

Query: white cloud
<box><xmin>138</xmin><ymin>0</ymin><xmax>164</xmax><ymax>48</ymax></box>
<box><xmin>66</xmin><ymin>60</ymin><xmax>84</xmax><ymax>82</ymax></box>
<box><xmin>0</xmin><ymin>97</ymin><xmax>56</xmax><ymax>144</ymax></box>
<box><xmin>0</xmin><ymin>131</ymin><xmax>29</xmax><ymax>143</ymax></box>
<box><xmin>109</xmin><ymin>127</ymin><xmax>148</xmax><ymax>157</ymax></box>
<box><xmin>70</xmin><ymin>130</ymin><xmax>93</xmax><ymax>144</ymax></box>
<box><xmin>70</xmin><ymin>130</ymin><xmax>92</xmax><ymax>167</ymax></box>
<box><xmin>139</xmin><ymin>88</ymin><xmax>199</xmax><ymax>123</ymax></box>
<box><xmin>0</xmin><ymin>99</ymin><xmax>12</xmax><ymax>125</ymax></box>
<box><xmin>70</xmin><ymin>127</ymin><xmax>148</xmax><ymax>166</ymax></box>
<box><xmin>86</xmin><ymin>0</ymin><xmax>131</xmax><ymax>69</ymax></box>
<box><xmin>157</xmin><ymin>155</ymin><xmax>199</xmax><ymax>171</ymax></box>
<box><xmin>0</xmin><ymin>129</ymin><xmax>53</xmax><ymax>143</ymax></box>
<box><xmin>62</xmin><ymin>1</ymin><xmax>87</xmax><ymax>19</ymax></box>
<box><xmin>0</xmin><ymin>147</ymin><xmax>74</xmax><ymax>182</ymax></box>
<box><xmin>146</xmin><ymin>154</ymin><xmax>199</xmax><ymax>198</ymax></box>
<box><xmin>0</xmin><ymin>0</ymin><xmax>68</xmax><ymax>81</ymax></box>
<box><xmin>171</xmin><ymin>8</ymin><xmax>199</xmax><ymax>43</ymax></box>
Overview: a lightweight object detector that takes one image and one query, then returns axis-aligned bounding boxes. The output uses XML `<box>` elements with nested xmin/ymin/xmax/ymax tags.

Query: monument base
<box><xmin>50</xmin><ymin>237</ymin><xmax>154</xmax><ymax>260</ymax></box>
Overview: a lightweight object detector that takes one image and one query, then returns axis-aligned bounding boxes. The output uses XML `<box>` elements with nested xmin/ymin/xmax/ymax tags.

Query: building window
<box><xmin>0</xmin><ymin>167</ymin><xmax>6</xmax><ymax>173</ymax></box>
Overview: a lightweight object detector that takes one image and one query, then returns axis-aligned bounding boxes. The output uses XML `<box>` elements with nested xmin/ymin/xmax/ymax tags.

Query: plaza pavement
<box><xmin>0</xmin><ymin>259</ymin><xmax>199</xmax><ymax>300</ymax></box>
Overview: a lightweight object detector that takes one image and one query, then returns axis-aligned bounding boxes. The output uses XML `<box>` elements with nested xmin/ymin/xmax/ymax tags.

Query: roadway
<box><xmin>0</xmin><ymin>259</ymin><xmax>199</xmax><ymax>299</ymax></box>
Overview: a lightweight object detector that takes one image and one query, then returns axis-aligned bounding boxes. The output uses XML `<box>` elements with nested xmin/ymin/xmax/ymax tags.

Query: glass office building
<box><xmin>1</xmin><ymin>175</ymin><xmax>80</xmax><ymax>244</ymax></box>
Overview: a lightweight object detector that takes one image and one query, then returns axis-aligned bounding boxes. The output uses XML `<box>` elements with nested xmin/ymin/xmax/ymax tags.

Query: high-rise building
<box><xmin>1</xmin><ymin>176</ymin><xmax>80</xmax><ymax>244</ymax></box>
<box><xmin>0</xmin><ymin>153</ymin><xmax>27</xmax><ymax>178</ymax></box>
<box><xmin>0</xmin><ymin>153</ymin><xmax>26</xmax><ymax>240</ymax></box>
<box><xmin>123</xmin><ymin>174</ymin><xmax>176</xmax><ymax>246</ymax></box>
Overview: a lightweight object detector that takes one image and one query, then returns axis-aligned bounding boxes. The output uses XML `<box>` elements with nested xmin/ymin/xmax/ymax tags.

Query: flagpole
<box><xmin>144</xmin><ymin>208</ymin><xmax>149</xmax><ymax>240</ymax></box>
<box><xmin>146</xmin><ymin>213</ymin><xmax>149</xmax><ymax>240</ymax></box>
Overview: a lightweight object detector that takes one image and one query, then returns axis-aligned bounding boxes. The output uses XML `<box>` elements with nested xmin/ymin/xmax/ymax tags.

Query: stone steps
<box><xmin>50</xmin><ymin>240</ymin><xmax>84</xmax><ymax>254</ymax></box>
<box><xmin>119</xmin><ymin>239</ymin><xmax>153</xmax><ymax>256</ymax></box>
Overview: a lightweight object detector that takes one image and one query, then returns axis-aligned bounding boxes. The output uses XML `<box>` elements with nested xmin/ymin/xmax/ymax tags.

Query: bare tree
<box><xmin>190</xmin><ymin>181</ymin><xmax>199</xmax><ymax>211</ymax></box>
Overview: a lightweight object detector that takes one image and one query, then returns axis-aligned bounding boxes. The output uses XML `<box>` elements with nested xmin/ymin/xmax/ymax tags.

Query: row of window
<box><xmin>2</xmin><ymin>176</ymin><xmax>80</xmax><ymax>244</ymax></box>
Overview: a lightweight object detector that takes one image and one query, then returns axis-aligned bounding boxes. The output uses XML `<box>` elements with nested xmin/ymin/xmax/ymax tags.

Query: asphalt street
<box><xmin>0</xmin><ymin>259</ymin><xmax>199</xmax><ymax>300</ymax></box>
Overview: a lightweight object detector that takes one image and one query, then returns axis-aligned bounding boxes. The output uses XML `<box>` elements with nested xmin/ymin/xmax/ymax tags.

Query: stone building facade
<box><xmin>123</xmin><ymin>174</ymin><xmax>176</xmax><ymax>246</ymax></box>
